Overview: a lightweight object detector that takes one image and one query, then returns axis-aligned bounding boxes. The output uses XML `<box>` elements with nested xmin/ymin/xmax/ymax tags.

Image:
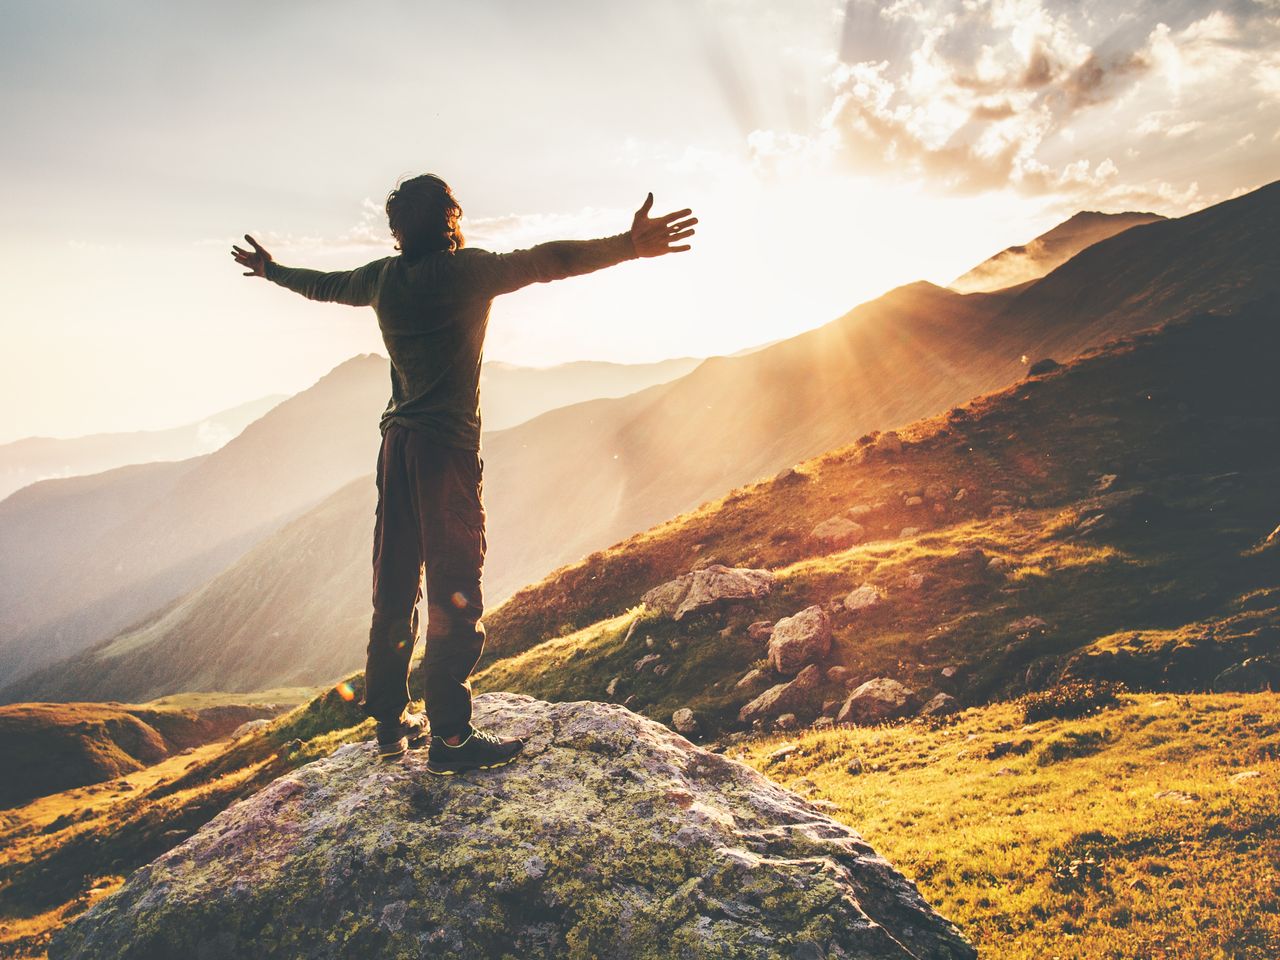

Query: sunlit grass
<box><xmin>734</xmin><ymin>692</ymin><xmax>1280</xmax><ymax>959</ymax></box>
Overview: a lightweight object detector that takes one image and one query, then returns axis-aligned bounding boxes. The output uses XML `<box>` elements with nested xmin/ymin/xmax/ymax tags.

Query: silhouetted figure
<box><xmin>232</xmin><ymin>175</ymin><xmax>695</xmax><ymax>773</ymax></box>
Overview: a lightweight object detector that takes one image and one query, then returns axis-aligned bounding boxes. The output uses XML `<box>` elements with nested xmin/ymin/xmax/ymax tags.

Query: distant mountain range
<box><xmin>6</xmin><ymin>181</ymin><xmax>1275</xmax><ymax>704</ymax></box>
<box><xmin>949</xmin><ymin>210</ymin><xmax>1165</xmax><ymax>294</ymax></box>
<box><xmin>0</xmin><ymin>396</ymin><xmax>285</xmax><ymax>501</ymax></box>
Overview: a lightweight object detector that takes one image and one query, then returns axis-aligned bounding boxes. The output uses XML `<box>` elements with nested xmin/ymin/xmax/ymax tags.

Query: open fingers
<box><xmin>668</xmin><ymin>217</ymin><xmax>697</xmax><ymax>232</ymax></box>
<box><xmin>245</xmin><ymin>234</ymin><xmax>266</xmax><ymax>253</ymax></box>
<box><xmin>667</xmin><ymin>228</ymin><xmax>696</xmax><ymax>243</ymax></box>
<box><xmin>659</xmin><ymin>208</ymin><xmax>693</xmax><ymax>225</ymax></box>
<box><xmin>668</xmin><ymin>244</ymin><xmax>691</xmax><ymax>252</ymax></box>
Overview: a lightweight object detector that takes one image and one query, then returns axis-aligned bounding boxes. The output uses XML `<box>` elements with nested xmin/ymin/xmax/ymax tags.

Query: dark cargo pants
<box><xmin>359</xmin><ymin>422</ymin><xmax>487</xmax><ymax>740</ymax></box>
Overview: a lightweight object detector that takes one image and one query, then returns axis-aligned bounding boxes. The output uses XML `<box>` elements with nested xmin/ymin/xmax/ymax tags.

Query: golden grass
<box><xmin>735</xmin><ymin>692</ymin><xmax>1280</xmax><ymax>959</ymax></box>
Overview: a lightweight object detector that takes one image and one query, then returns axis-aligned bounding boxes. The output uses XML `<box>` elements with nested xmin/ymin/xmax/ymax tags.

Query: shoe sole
<box><xmin>424</xmin><ymin>753</ymin><xmax>522</xmax><ymax>776</ymax></box>
<box><xmin>378</xmin><ymin>732</ymin><xmax>430</xmax><ymax>763</ymax></box>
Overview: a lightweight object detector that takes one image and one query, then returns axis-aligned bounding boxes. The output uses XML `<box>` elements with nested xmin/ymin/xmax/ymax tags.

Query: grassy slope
<box><xmin>0</xmin><ymin>688</ymin><xmax>312</xmax><ymax>809</ymax></box>
<box><xmin>736</xmin><ymin>692</ymin><xmax>1280</xmax><ymax>959</ymax></box>
<box><xmin>472</xmin><ymin>304</ymin><xmax>1279</xmax><ymax>737</ymax></box>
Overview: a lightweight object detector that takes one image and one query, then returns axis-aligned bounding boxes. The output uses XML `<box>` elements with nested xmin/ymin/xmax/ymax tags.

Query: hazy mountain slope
<box><xmin>6</xmin><ymin>478</ymin><xmax>379</xmax><ymax>704</ymax></box>
<box><xmin>0</xmin><ymin>356</ymin><xmax>389</xmax><ymax>686</ymax></box>
<box><xmin>480</xmin><ymin>356</ymin><xmax>702</xmax><ymax>430</ymax></box>
<box><xmin>950</xmin><ymin>211</ymin><xmax>1164</xmax><ymax>293</ymax></box>
<box><xmin>0</xmin><ymin>395</ymin><xmax>285</xmax><ymax>502</ymax></box>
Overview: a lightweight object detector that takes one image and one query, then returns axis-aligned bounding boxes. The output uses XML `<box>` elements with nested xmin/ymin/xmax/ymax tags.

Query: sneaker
<box><xmin>376</xmin><ymin>710</ymin><xmax>429</xmax><ymax>762</ymax></box>
<box><xmin>426</xmin><ymin>725</ymin><xmax>525</xmax><ymax>775</ymax></box>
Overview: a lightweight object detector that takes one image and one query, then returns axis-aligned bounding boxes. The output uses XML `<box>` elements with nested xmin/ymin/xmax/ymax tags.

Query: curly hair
<box><xmin>385</xmin><ymin>174</ymin><xmax>465</xmax><ymax>257</ymax></box>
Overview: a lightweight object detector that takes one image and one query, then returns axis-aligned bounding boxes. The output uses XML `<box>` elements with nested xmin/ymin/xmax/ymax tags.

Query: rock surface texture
<box><xmin>641</xmin><ymin>564</ymin><xmax>775</xmax><ymax>621</ymax></box>
<box><xmin>52</xmin><ymin>694</ymin><xmax>974</xmax><ymax>960</ymax></box>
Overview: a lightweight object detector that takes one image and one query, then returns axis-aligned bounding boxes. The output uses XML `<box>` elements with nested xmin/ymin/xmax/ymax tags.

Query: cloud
<box><xmin>749</xmin><ymin>1</ymin><xmax>1279</xmax><ymax>210</ymax></box>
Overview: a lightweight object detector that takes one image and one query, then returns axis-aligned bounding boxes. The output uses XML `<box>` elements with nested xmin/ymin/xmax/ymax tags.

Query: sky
<box><xmin>1</xmin><ymin>0</ymin><xmax>1276</xmax><ymax>443</ymax></box>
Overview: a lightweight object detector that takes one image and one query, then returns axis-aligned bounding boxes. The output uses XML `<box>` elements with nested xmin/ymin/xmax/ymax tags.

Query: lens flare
<box><xmin>450</xmin><ymin>591</ymin><xmax>468</xmax><ymax>609</ymax></box>
<box><xmin>335</xmin><ymin>680</ymin><xmax>356</xmax><ymax>702</ymax></box>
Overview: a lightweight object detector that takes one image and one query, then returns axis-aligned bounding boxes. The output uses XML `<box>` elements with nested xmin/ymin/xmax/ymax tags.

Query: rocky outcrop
<box><xmin>52</xmin><ymin>693</ymin><xmax>974</xmax><ymax>960</ymax></box>
<box><xmin>738</xmin><ymin>664</ymin><xmax>823</xmax><ymax>726</ymax></box>
<box><xmin>838</xmin><ymin>679</ymin><xmax>921</xmax><ymax>726</ymax></box>
<box><xmin>767</xmin><ymin>605</ymin><xmax>832</xmax><ymax>675</ymax></box>
<box><xmin>641</xmin><ymin>564</ymin><xmax>775</xmax><ymax>621</ymax></box>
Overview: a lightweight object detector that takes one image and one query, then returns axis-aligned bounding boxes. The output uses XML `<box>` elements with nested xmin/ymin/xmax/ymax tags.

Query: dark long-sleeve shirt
<box><xmin>264</xmin><ymin>232</ymin><xmax>639</xmax><ymax>449</ymax></box>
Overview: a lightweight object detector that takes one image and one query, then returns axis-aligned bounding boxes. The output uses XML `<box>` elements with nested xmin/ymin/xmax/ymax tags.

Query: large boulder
<box><xmin>767</xmin><ymin>605</ymin><xmax>832</xmax><ymax>675</ymax></box>
<box><xmin>738</xmin><ymin>664</ymin><xmax>823</xmax><ymax>725</ymax></box>
<box><xmin>52</xmin><ymin>693</ymin><xmax>974</xmax><ymax>960</ymax></box>
<box><xmin>838</xmin><ymin>679</ymin><xmax>921</xmax><ymax>726</ymax></box>
<box><xmin>641</xmin><ymin>564</ymin><xmax>775</xmax><ymax>621</ymax></box>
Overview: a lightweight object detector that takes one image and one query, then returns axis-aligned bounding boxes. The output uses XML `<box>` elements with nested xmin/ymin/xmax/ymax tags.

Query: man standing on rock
<box><xmin>232</xmin><ymin>175</ymin><xmax>696</xmax><ymax>772</ymax></box>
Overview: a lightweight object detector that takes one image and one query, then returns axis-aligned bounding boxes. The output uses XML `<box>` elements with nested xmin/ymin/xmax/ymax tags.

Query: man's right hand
<box><xmin>630</xmin><ymin>193</ymin><xmax>697</xmax><ymax>258</ymax></box>
<box><xmin>231</xmin><ymin>234</ymin><xmax>273</xmax><ymax>277</ymax></box>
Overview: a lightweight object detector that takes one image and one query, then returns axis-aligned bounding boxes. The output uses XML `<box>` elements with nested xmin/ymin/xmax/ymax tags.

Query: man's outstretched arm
<box><xmin>458</xmin><ymin>192</ymin><xmax>696</xmax><ymax>298</ymax></box>
<box><xmin>231</xmin><ymin>235</ymin><xmax>384</xmax><ymax>306</ymax></box>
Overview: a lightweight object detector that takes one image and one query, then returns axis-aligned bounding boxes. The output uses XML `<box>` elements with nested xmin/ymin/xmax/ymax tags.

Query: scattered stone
<box><xmin>837</xmin><ymin>679</ymin><xmax>920</xmax><ymax>726</ymax></box>
<box><xmin>773</xmin><ymin>467</ymin><xmax>807</xmax><ymax>485</ymax></box>
<box><xmin>876</xmin><ymin>431</ymin><xmax>903</xmax><ymax>455</ymax></box>
<box><xmin>905</xmin><ymin>573</ymin><xmax>927</xmax><ymax>591</ymax></box>
<box><xmin>826</xmin><ymin>665</ymin><xmax>851</xmax><ymax>685</ymax></box>
<box><xmin>746</xmin><ymin>620</ymin><xmax>774</xmax><ymax>641</ymax></box>
<box><xmin>735</xmin><ymin>669</ymin><xmax>764</xmax><ymax>689</ymax></box>
<box><xmin>1072</xmin><ymin>489</ymin><xmax>1166</xmax><ymax>538</ymax></box>
<box><xmin>653</xmin><ymin>663</ymin><xmax>672</xmax><ymax>677</ymax></box>
<box><xmin>923</xmin><ymin>482</ymin><xmax>950</xmax><ymax>502</ymax></box>
<box><xmin>281</xmin><ymin>739</ymin><xmax>304</xmax><ymax>755</ymax></box>
<box><xmin>847</xmin><ymin>504</ymin><xmax>873</xmax><ymax>518</ymax></box>
<box><xmin>738</xmin><ymin>665</ymin><xmax>823</xmax><ymax>725</ymax></box>
<box><xmin>1093</xmin><ymin>473</ymin><xmax>1118</xmax><ymax>492</ymax></box>
<box><xmin>987</xmin><ymin>556</ymin><xmax>1011</xmax><ymax>574</ymax></box>
<box><xmin>231</xmin><ymin>718</ymin><xmax>270</xmax><ymax>740</ymax></box>
<box><xmin>811</xmin><ymin>717</ymin><xmax>834</xmax><ymax>730</ymax></box>
<box><xmin>992</xmin><ymin>767</ymin><xmax>1016</xmax><ymax>777</ymax></box>
<box><xmin>767</xmin><ymin>605</ymin><xmax>832</xmax><ymax>675</ymax></box>
<box><xmin>645</xmin><ymin>636</ymin><xmax>657</xmax><ymax>649</ymax></box>
<box><xmin>1027</xmin><ymin>358</ymin><xmax>1060</xmax><ymax>376</ymax></box>
<box><xmin>606</xmin><ymin>677</ymin><xmax>621</xmax><ymax>697</ymax></box>
<box><xmin>50</xmin><ymin>693</ymin><xmax>977</xmax><ymax>960</ymax></box>
<box><xmin>954</xmin><ymin>547</ymin><xmax>987</xmax><ymax>565</ymax></box>
<box><xmin>1153</xmin><ymin>790</ymin><xmax>1199</xmax><ymax>805</ymax></box>
<box><xmin>843</xmin><ymin>584</ymin><xmax>884</xmax><ymax>613</ymax></box>
<box><xmin>921</xmin><ymin>693</ymin><xmax>960</xmax><ymax>717</ymax></box>
<box><xmin>940</xmin><ymin>666</ymin><xmax>958</xmax><ymax>679</ymax></box>
<box><xmin>1212</xmin><ymin>658</ymin><xmax>1277</xmax><ymax>693</ymax></box>
<box><xmin>900</xmin><ymin>527</ymin><xmax>920</xmax><ymax>538</ymax></box>
<box><xmin>845</xmin><ymin>758</ymin><xmax>865</xmax><ymax>775</ymax></box>
<box><xmin>766</xmin><ymin>742</ymin><xmax>800</xmax><ymax>765</ymax></box>
<box><xmin>633</xmin><ymin>653</ymin><xmax>662</xmax><ymax>673</ymax></box>
<box><xmin>641</xmin><ymin>564</ymin><xmax>775</xmax><ymax>621</ymax></box>
<box><xmin>953</xmin><ymin>488</ymin><xmax>968</xmax><ymax>501</ymax></box>
<box><xmin>904</xmin><ymin>496</ymin><xmax>924</xmax><ymax>507</ymax></box>
<box><xmin>810</xmin><ymin>515</ymin><xmax>866</xmax><ymax>547</ymax></box>
<box><xmin>774</xmin><ymin>713</ymin><xmax>799</xmax><ymax>731</ymax></box>
<box><xmin>671</xmin><ymin>708</ymin><xmax>699</xmax><ymax>737</ymax></box>
<box><xmin>1230</xmin><ymin>770</ymin><xmax>1261</xmax><ymax>783</ymax></box>
<box><xmin>821</xmin><ymin>699</ymin><xmax>842</xmax><ymax>717</ymax></box>
<box><xmin>1007</xmin><ymin>616</ymin><xmax>1049</xmax><ymax>637</ymax></box>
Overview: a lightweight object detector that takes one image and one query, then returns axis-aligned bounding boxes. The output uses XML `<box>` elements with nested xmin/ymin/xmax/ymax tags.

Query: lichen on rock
<box><xmin>52</xmin><ymin>693</ymin><xmax>974</xmax><ymax>960</ymax></box>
